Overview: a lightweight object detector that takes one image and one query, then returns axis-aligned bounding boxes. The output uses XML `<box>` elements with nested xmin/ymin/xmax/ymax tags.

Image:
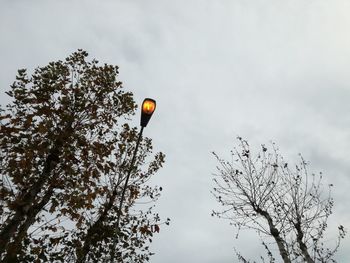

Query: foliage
<box><xmin>0</xmin><ymin>50</ymin><xmax>168</xmax><ymax>262</ymax></box>
<box><xmin>212</xmin><ymin>137</ymin><xmax>346</xmax><ymax>263</ymax></box>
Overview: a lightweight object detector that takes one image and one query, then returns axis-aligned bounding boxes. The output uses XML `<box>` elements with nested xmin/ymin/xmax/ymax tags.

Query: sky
<box><xmin>1</xmin><ymin>0</ymin><xmax>350</xmax><ymax>262</ymax></box>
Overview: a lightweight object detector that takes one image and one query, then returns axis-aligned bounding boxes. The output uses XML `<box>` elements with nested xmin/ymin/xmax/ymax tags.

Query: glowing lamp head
<box><xmin>142</xmin><ymin>99</ymin><xmax>156</xmax><ymax>114</ymax></box>
<box><xmin>140</xmin><ymin>98</ymin><xmax>156</xmax><ymax>127</ymax></box>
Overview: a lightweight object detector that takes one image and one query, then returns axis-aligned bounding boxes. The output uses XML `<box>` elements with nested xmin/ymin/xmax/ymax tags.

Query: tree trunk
<box><xmin>295</xmin><ymin>219</ymin><xmax>314</xmax><ymax>263</ymax></box>
<box><xmin>76</xmin><ymin>189</ymin><xmax>118</xmax><ymax>263</ymax></box>
<box><xmin>2</xmin><ymin>187</ymin><xmax>54</xmax><ymax>263</ymax></box>
<box><xmin>0</xmin><ymin>147</ymin><xmax>59</xmax><ymax>256</ymax></box>
<box><xmin>256</xmin><ymin>207</ymin><xmax>292</xmax><ymax>263</ymax></box>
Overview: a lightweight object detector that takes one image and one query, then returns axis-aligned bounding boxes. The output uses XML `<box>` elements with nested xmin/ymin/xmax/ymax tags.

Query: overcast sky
<box><xmin>1</xmin><ymin>0</ymin><xmax>349</xmax><ymax>262</ymax></box>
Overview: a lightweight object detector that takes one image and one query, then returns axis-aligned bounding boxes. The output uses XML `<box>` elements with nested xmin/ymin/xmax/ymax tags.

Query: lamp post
<box><xmin>116</xmin><ymin>98</ymin><xmax>156</xmax><ymax>225</ymax></box>
<box><xmin>111</xmin><ymin>98</ymin><xmax>156</xmax><ymax>261</ymax></box>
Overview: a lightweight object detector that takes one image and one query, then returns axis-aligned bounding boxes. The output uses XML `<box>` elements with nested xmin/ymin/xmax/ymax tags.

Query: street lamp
<box><xmin>112</xmin><ymin>98</ymin><xmax>156</xmax><ymax>260</ymax></box>
<box><xmin>117</xmin><ymin>98</ymin><xmax>156</xmax><ymax>223</ymax></box>
<box><xmin>141</xmin><ymin>98</ymin><xmax>156</xmax><ymax>128</ymax></box>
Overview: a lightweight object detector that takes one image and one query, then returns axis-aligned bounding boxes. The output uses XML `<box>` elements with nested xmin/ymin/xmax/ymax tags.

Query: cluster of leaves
<box><xmin>212</xmin><ymin>137</ymin><xmax>346</xmax><ymax>263</ymax></box>
<box><xmin>0</xmin><ymin>50</ymin><xmax>168</xmax><ymax>262</ymax></box>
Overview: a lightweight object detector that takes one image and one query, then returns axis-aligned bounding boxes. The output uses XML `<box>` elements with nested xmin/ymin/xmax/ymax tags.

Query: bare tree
<box><xmin>212</xmin><ymin>137</ymin><xmax>346</xmax><ymax>263</ymax></box>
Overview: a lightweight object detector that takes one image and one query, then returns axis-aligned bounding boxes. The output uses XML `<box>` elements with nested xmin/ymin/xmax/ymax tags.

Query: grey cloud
<box><xmin>1</xmin><ymin>0</ymin><xmax>349</xmax><ymax>262</ymax></box>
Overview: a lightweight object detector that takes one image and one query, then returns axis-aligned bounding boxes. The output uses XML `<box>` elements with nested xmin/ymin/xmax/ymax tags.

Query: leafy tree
<box><xmin>0</xmin><ymin>50</ymin><xmax>168</xmax><ymax>262</ymax></box>
<box><xmin>212</xmin><ymin>137</ymin><xmax>346</xmax><ymax>263</ymax></box>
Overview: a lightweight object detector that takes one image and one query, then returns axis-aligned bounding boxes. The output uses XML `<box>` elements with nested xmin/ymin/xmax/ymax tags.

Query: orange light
<box><xmin>142</xmin><ymin>99</ymin><xmax>156</xmax><ymax>115</ymax></box>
